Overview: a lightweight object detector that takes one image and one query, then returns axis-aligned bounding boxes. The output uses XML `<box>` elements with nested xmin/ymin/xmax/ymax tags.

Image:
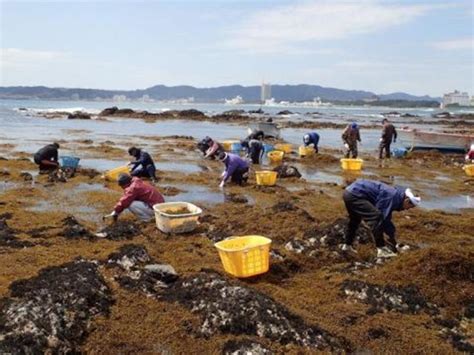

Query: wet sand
<box><xmin>0</xmin><ymin>130</ymin><xmax>473</xmax><ymax>353</ymax></box>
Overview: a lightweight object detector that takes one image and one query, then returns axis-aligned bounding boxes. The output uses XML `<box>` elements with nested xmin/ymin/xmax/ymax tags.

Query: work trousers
<box><xmin>343</xmin><ymin>190</ymin><xmax>385</xmax><ymax>248</ymax></box>
<box><xmin>344</xmin><ymin>143</ymin><xmax>358</xmax><ymax>159</ymax></box>
<box><xmin>231</xmin><ymin>167</ymin><xmax>249</xmax><ymax>185</ymax></box>
<box><xmin>131</xmin><ymin>164</ymin><xmax>157</xmax><ymax>180</ymax></box>
<box><xmin>128</xmin><ymin>201</ymin><xmax>155</xmax><ymax>221</ymax></box>
<box><xmin>379</xmin><ymin>141</ymin><xmax>391</xmax><ymax>159</ymax></box>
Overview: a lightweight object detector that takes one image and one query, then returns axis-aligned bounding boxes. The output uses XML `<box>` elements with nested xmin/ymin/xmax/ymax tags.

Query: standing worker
<box><xmin>341</xmin><ymin>179</ymin><xmax>421</xmax><ymax>258</ymax></box>
<box><xmin>303</xmin><ymin>132</ymin><xmax>320</xmax><ymax>153</ymax></box>
<box><xmin>218</xmin><ymin>152</ymin><xmax>249</xmax><ymax>188</ymax></box>
<box><xmin>128</xmin><ymin>147</ymin><xmax>158</xmax><ymax>183</ymax></box>
<box><xmin>105</xmin><ymin>174</ymin><xmax>164</xmax><ymax>222</ymax></box>
<box><xmin>379</xmin><ymin>118</ymin><xmax>397</xmax><ymax>159</ymax></box>
<box><xmin>33</xmin><ymin>142</ymin><xmax>60</xmax><ymax>173</ymax></box>
<box><xmin>342</xmin><ymin>123</ymin><xmax>361</xmax><ymax>158</ymax></box>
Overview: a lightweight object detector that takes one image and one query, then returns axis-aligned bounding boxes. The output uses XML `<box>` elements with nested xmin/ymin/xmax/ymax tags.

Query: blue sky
<box><xmin>1</xmin><ymin>0</ymin><xmax>473</xmax><ymax>96</ymax></box>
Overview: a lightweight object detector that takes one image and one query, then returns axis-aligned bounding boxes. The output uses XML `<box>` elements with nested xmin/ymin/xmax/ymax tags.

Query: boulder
<box><xmin>67</xmin><ymin>111</ymin><xmax>91</xmax><ymax>120</ymax></box>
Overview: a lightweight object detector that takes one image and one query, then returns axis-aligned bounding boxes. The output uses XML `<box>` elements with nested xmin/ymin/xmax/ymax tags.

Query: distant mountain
<box><xmin>0</xmin><ymin>84</ymin><xmax>440</xmax><ymax>103</ymax></box>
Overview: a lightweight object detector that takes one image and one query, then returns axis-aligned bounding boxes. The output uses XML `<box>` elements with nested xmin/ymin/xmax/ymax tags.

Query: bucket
<box><xmin>392</xmin><ymin>148</ymin><xmax>407</xmax><ymax>158</ymax></box>
<box><xmin>267</xmin><ymin>151</ymin><xmax>284</xmax><ymax>164</ymax></box>
<box><xmin>263</xmin><ymin>143</ymin><xmax>274</xmax><ymax>153</ymax></box>
<box><xmin>298</xmin><ymin>146</ymin><xmax>315</xmax><ymax>157</ymax></box>
<box><xmin>214</xmin><ymin>236</ymin><xmax>272</xmax><ymax>278</ymax></box>
<box><xmin>340</xmin><ymin>158</ymin><xmax>364</xmax><ymax>171</ymax></box>
<box><xmin>222</xmin><ymin>140</ymin><xmax>240</xmax><ymax>152</ymax></box>
<box><xmin>103</xmin><ymin>165</ymin><xmax>130</xmax><ymax>181</ymax></box>
<box><xmin>153</xmin><ymin>202</ymin><xmax>202</xmax><ymax>234</ymax></box>
<box><xmin>255</xmin><ymin>170</ymin><xmax>277</xmax><ymax>186</ymax></box>
<box><xmin>463</xmin><ymin>164</ymin><xmax>474</xmax><ymax>177</ymax></box>
<box><xmin>59</xmin><ymin>156</ymin><xmax>80</xmax><ymax>169</ymax></box>
<box><xmin>275</xmin><ymin>143</ymin><xmax>292</xmax><ymax>154</ymax></box>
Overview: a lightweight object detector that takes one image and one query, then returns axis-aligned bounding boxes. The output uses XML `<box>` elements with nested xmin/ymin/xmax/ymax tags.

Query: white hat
<box><xmin>470</xmin><ymin>143</ymin><xmax>474</xmax><ymax>151</ymax></box>
<box><xmin>405</xmin><ymin>188</ymin><xmax>421</xmax><ymax>206</ymax></box>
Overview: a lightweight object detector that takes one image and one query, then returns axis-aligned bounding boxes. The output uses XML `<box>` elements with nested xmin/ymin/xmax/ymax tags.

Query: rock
<box><xmin>164</xmin><ymin>272</ymin><xmax>349</xmax><ymax>351</ymax></box>
<box><xmin>248</xmin><ymin>108</ymin><xmax>264</xmax><ymax>114</ymax></box>
<box><xmin>20</xmin><ymin>172</ymin><xmax>33</xmax><ymax>181</ymax></box>
<box><xmin>144</xmin><ymin>264</ymin><xmax>178</xmax><ymax>283</ymax></box>
<box><xmin>99</xmin><ymin>106</ymin><xmax>119</xmax><ymax>116</ymax></box>
<box><xmin>0</xmin><ymin>215</ymin><xmax>34</xmax><ymax>248</ymax></box>
<box><xmin>222</xmin><ymin>109</ymin><xmax>245</xmax><ymax>116</ymax></box>
<box><xmin>273</xmin><ymin>164</ymin><xmax>302</xmax><ymax>179</ymax></box>
<box><xmin>97</xmin><ymin>221</ymin><xmax>141</xmax><ymax>241</ymax></box>
<box><xmin>0</xmin><ymin>260</ymin><xmax>113</xmax><ymax>353</ymax></box>
<box><xmin>433</xmin><ymin>111</ymin><xmax>452</xmax><ymax>119</ymax></box>
<box><xmin>0</xmin><ymin>168</ymin><xmax>10</xmax><ymax>176</ymax></box>
<box><xmin>62</xmin><ymin>216</ymin><xmax>95</xmax><ymax>240</ymax></box>
<box><xmin>222</xmin><ymin>339</ymin><xmax>272</xmax><ymax>354</ymax></box>
<box><xmin>67</xmin><ymin>111</ymin><xmax>91</xmax><ymax>120</ymax></box>
<box><xmin>277</xmin><ymin>110</ymin><xmax>293</xmax><ymax>115</ymax></box>
<box><xmin>177</xmin><ymin>109</ymin><xmax>206</xmax><ymax>118</ymax></box>
<box><xmin>107</xmin><ymin>244</ymin><xmax>151</xmax><ymax>271</ymax></box>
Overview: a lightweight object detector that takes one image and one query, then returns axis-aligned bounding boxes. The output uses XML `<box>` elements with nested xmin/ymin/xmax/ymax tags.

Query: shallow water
<box><xmin>421</xmin><ymin>194</ymin><xmax>474</xmax><ymax>212</ymax></box>
<box><xmin>164</xmin><ymin>184</ymin><xmax>254</xmax><ymax>205</ymax></box>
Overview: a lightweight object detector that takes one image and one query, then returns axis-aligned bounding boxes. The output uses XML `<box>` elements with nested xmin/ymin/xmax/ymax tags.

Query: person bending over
<box><xmin>303</xmin><ymin>132</ymin><xmax>320</xmax><ymax>153</ymax></box>
<box><xmin>34</xmin><ymin>142</ymin><xmax>60</xmax><ymax>173</ymax></box>
<box><xmin>128</xmin><ymin>147</ymin><xmax>157</xmax><ymax>182</ymax></box>
<box><xmin>218</xmin><ymin>152</ymin><xmax>249</xmax><ymax>188</ymax></box>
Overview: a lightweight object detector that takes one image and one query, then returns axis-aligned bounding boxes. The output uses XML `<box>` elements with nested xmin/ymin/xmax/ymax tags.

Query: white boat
<box><xmin>248</xmin><ymin>122</ymin><xmax>281</xmax><ymax>138</ymax></box>
<box><xmin>398</xmin><ymin>128</ymin><xmax>474</xmax><ymax>152</ymax></box>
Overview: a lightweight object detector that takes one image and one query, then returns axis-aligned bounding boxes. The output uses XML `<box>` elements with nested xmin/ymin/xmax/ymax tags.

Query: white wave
<box><xmin>27</xmin><ymin>107</ymin><xmax>101</xmax><ymax>114</ymax></box>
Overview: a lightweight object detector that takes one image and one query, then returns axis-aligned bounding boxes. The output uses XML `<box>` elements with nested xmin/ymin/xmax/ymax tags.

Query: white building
<box><xmin>261</xmin><ymin>82</ymin><xmax>271</xmax><ymax>103</ymax></box>
<box><xmin>442</xmin><ymin>90</ymin><xmax>470</xmax><ymax>107</ymax></box>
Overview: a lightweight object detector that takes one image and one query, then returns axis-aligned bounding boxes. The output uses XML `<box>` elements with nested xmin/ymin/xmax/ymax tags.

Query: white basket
<box><xmin>153</xmin><ymin>202</ymin><xmax>202</xmax><ymax>234</ymax></box>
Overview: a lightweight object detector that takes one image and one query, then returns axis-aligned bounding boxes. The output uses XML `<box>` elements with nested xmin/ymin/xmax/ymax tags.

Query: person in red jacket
<box><xmin>105</xmin><ymin>174</ymin><xmax>164</xmax><ymax>222</ymax></box>
<box><xmin>466</xmin><ymin>144</ymin><xmax>474</xmax><ymax>162</ymax></box>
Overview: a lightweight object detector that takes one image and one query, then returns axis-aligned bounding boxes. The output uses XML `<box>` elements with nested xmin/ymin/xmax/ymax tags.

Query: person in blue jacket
<box><xmin>303</xmin><ymin>132</ymin><xmax>320</xmax><ymax>153</ymax></box>
<box><xmin>128</xmin><ymin>147</ymin><xmax>158</xmax><ymax>183</ymax></box>
<box><xmin>218</xmin><ymin>152</ymin><xmax>249</xmax><ymax>188</ymax></box>
<box><xmin>341</xmin><ymin>179</ymin><xmax>421</xmax><ymax>258</ymax></box>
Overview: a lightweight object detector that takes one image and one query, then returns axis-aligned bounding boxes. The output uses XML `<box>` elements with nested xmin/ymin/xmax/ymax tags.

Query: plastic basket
<box><xmin>463</xmin><ymin>164</ymin><xmax>474</xmax><ymax>177</ymax></box>
<box><xmin>214</xmin><ymin>236</ymin><xmax>272</xmax><ymax>278</ymax></box>
<box><xmin>267</xmin><ymin>150</ymin><xmax>284</xmax><ymax>164</ymax></box>
<box><xmin>275</xmin><ymin>143</ymin><xmax>292</xmax><ymax>154</ymax></box>
<box><xmin>153</xmin><ymin>202</ymin><xmax>202</xmax><ymax>234</ymax></box>
<box><xmin>392</xmin><ymin>148</ymin><xmax>407</xmax><ymax>158</ymax></box>
<box><xmin>222</xmin><ymin>140</ymin><xmax>240</xmax><ymax>152</ymax></box>
<box><xmin>103</xmin><ymin>165</ymin><xmax>130</xmax><ymax>181</ymax></box>
<box><xmin>59</xmin><ymin>156</ymin><xmax>80</xmax><ymax>169</ymax></box>
<box><xmin>340</xmin><ymin>158</ymin><xmax>364</xmax><ymax>171</ymax></box>
<box><xmin>263</xmin><ymin>143</ymin><xmax>274</xmax><ymax>153</ymax></box>
<box><xmin>255</xmin><ymin>171</ymin><xmax>277</xmax><ymax>186</ymax></box>
<box><xmin>298</xmin><ymin>146</ymin><xmax>315</xmax><ymax>157</ymax></box>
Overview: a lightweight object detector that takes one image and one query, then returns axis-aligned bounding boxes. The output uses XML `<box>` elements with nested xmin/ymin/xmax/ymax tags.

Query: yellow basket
<box><xmin>340</xmin><ymin>158</ymin><xmax>364</xmax><ymax>171</ymax></box>
<box><xmin>222</xmin><ymin>140</ymin><xmax>239</xmax><ymax>151</ymax></box>
<box><xmin>103</xmin><ymin>165</ymin><xmax>130</xmax><ymax>181</ymax></box>
<box><xmin>275</xmin><ymin>143</ymin><xmax>292</xmax><ymax>154</ymax></box>
<box><xmin>255</xmin><ymin>170</ymin><xmax>277</xmax><ymax>186</ymax></box>
<box><xmin>267</xmin><ymin>150</ymin><xmax>284</xmax><ymax>164</ymax></box>
<box><xmin>214</xmin><ymin>236</ymin><xmax>272</xmax><ymax>278</ymax></box>
<box><xmin>299</xmin><ymin>145</ymin><xmax>315</xmax><ymax>157</ymax></box>
<box><xmin>463</xmin><ymin>164</ymin><xmax>474</xmax><ymax>177</ymax></box>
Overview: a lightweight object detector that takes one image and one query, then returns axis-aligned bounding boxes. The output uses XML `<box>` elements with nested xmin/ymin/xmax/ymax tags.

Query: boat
<box><xmin>225</xmin><ymin>95</ymin><xmax>244</xmax><ymax>105</ymax></box>
<box><xmin>398</xmin><ymin>128</ymin><xmax>474</xmax><ymax>152</ymax></box>
<box><xmin>248</xmin><ymin>122</ymin><xmax>281</xmax><ymax>138</ymax></box>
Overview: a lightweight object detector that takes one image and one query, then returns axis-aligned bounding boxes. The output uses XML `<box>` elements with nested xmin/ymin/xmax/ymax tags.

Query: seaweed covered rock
<box><xmin>97</xmin><ymin>221</ymin><xmax>141</xmax><ymax>240</ymax></box>
<box><xmin>222</xmin><ymin>339</ymin><xmax>272</xmax><ymax>354</ymax></box>
<box><xmin>273</xmin><ymin>164</ymin><xmax>302</xmax><ymax>178</ymax></box>
<box><xmin>62</xmin><ymin>216</ymin><xmax>95</xmax><ymax>240</ymax></box>
<box><xmin>107</xmin><ymin>244</ymin><xmax>178</xmax><ymax>295</ymax></box>
<box><xmin>0</xmin><ymin>214</ymin><xmax>34</xmax><ymax>248</ymax></box>
<box><xmin>0</xmin><ymin>260</ymin><xmax>113</xmax><ymax>353</ymax></box>
<box><xmin>67</xmin><ymin>111</ymin><xmax>91</xmax><ymax>120</ymax></box>
<box><xmin>341</xmin><ymin>279</ymin><xmax>437</xmax><ymax>315</ymax></box>
<box><xmin>164</xmin><ymin>272</ymin><xmax>348</xmax><ymax>351</ymax></box>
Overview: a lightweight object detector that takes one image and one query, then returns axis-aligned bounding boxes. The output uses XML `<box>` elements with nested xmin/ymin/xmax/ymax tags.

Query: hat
<box><xmin>351</xmin><ymin>122</ymin><xmax>358</xmax><ymax>129</ymax></box>
<box><xmin>118</xmin><ymin>173</ymin><xmax>132</xmax><ymax>186</ymax></box>
<box><xmin>303</xmin><ymin>134</ymin><xmax>310</xmax><ymax>143</ymax></box>
<box><xmin>405</xmin><ymin>188</ymin><xmax>421</xmax><ymax>206</ymax></box>
<box><xmin>470</xmin><ymin>143</ymin><xmax>474</xmax><ymax>151</ymax></box>
<box><xmin>218</xmin><ymin>152</ymin><xmax>228</xmax><ymax>161</ymax></box>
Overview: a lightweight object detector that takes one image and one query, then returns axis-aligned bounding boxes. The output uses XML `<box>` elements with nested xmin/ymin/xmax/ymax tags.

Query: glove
<box><xmin>344</xmin><ymin>143</ymin><xmax>349</xmax><ymax>149</ymax></box>
<box><xmin>219</xmin><ymin>181</ymin><xmax>225</xmax><ymax>189</ymax></box>
<box><xmin>103</xmin><ymin>211</ymin><xmax>119</xmax><ymax>222</ymax></box>
<box><xmin>221</xmin><ymin>171</ymin><xmax>226</xmax><ymax>178</ymax></box>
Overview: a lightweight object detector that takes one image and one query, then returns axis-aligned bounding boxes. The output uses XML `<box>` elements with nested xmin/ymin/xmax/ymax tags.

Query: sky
<box><xmin>0</xmin><ymin>0</ymin><xmax>473</xmax><ymax>96</ymax></box>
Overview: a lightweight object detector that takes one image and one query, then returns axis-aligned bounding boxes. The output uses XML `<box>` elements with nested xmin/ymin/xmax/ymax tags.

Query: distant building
<box><xmin>225</xmin><ymin>95</ymin><xmax>244</xmax><ymax>105</ymax></box>
<box><xmin>113</xmin><ymin>95</ymin><xmax>127</xmax><ymax>102</ymax></box>
<box><xmin>362</xmin><ymin>95</ymin><xmax>379</xmax><ymax>103</ymax></box>
<box><xmin>261</xmin><ymin>82</ymin><xmax>271</xmax><ymax>103</ymax></box>
<box><xmin>442</xmin><ymin>90</ymin><xmax>470</xmax><ymax>107</ymax></box>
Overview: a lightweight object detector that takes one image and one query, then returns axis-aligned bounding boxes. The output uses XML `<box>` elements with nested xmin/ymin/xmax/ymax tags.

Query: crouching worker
<box><xmin>105</xmin><ymin>174</ymin><xmax>164</xmax><ymax>222</ymax></box>
<box><xmin>34</xmin><ymin>142</ymin><xmax>60</xmax><ymax>173</ymax></box>
<box><xmin>465</xmin><ymin>144</ymin><xmax>474</xmax><ymax>163</ymax></box>
<box><xmin>218</xmin><ymin>152</ymin><xmax>249</xmax><ymax>188</ymax></box>
<box><xmin>128</xmin><ymin>147</ymin><xmax>157</xmax><ymax>182</ymax></box>
<box><xmin>341</xmin><ymin>179</ymin><xmax>420</xmax><ymax>258</ymax></box>
<box><xmin>303</xmin><ymin>132</ymin><xmax>320</xmax><ymax>153</ymax></box>
<box><xmin>199</xmin><ymin>136</ymin><xmax>224</xmax><ymax>159</ymax></box>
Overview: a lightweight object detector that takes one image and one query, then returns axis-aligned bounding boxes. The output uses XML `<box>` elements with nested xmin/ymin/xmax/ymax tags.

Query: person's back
<box><xmin>226</xmin><ymin>153</ymin><xmax>249</xmax><ymax>170</ymax></box>
<box><xmin>34</xmin><ymin>144</ymin><xmax>58</xmax><ymax>162</ymax></box>
<box><xmin>347</xmin><ymin>180</ymin><xmax>405</xmax><ymax>214</ymax></box>
<box><xmin>115</xmin><ymin>177</ymin><xmax>164</xmax><ymax>213</ymax></box>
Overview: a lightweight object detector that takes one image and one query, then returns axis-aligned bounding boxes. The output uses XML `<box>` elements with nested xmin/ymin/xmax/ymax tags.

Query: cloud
<box><xmin>225</xmin><ymin>0</ymin><xmax>438</xmax><ymax>53</ymax></box>
<box><xmin>431</xmin><ymin>37</ymin><xmax>474</xmax><ymax>50</ymax></box>
<box><xmin>1</xmin><ymin>48</ymin><xmax>69</xmax><ymax>69</ymax></box>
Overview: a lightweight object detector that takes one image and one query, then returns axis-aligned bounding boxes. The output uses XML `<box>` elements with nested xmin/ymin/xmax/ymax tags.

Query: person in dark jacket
<box><xmin>128</xmin><ymin>147</ymin><xmax>157</xmax><ymax>182</ymax></box>
<box><xmin>241</xmin><ymin>139</ymin><xmax>264</xmax><ymax>164</ymax></box>
<box><xmin>247</xmin><ymin>130</ymin><xmax>265</xmax><ymax>141</ymax></box>
<box><xmin>303</xmin><ymin>132</ymin><xmax>320</xmax><ymax>153</ymax></box>
<box><xmin>341</xmin><ymin>179</ymin><xmax>421</xmax><ymax>258</ymax></box>
<box><xmin>198</xmin><ymin>136</ymin><xmax>224</xmax><ymax>159</ymax></box>
<box><xmin>379</xmin><ymin>119</ymin><xmax>397</xmax><ymax>159</ymax></box>
<box><xmin>218</xmin><ymin>152</ymin><xmax>249</xmax><ymax>188</ymax></box>
<box><xmin>342</xmin><ymin>123</ymin><xmax>361</xmax><ymax>158</ymax></box>
<box><xmin>33</xmin><ymin>143</ymin><xmax>60</xmax><ymax>172</ymax></box>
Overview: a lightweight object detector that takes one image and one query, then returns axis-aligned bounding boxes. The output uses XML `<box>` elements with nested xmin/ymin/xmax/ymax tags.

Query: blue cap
<box><xmin>351</xmin><ymin>122</ymin><xmax>358</xmax><ymax>129</ymax></box>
